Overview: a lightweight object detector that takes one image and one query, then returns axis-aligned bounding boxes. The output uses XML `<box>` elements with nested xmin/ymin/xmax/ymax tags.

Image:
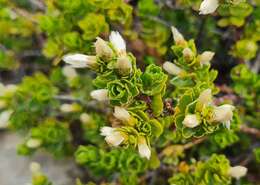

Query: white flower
<box><xmin>90</xmin><ymin>89</ymin><xmax>109</xmax><ymax>101</ymax></box>
<box><xmin>113</xmin><ymin>106</ymin><xmax>131</xmax><ymax>122</ymax></box>
<box><xmin>0</xmin><ymin>83</ymin><xmax>17</xmax><ymax>97</ymax></box>
<box><xmin>138</xmin><ymin>137</ymin><xmax>151</xmax><ymax>159</ymax></box>
<box><xmin>95</xmin><ymin>37</ymin><xmax>113</xmax><ymax>58</ymax></box>
<box><xmin>100</xmin><ymin>126</ymin><xmax>114</xmax><ymax>136</ymax></box>
<box><xmin>212</xmin><ymin>104</ymin><xmax>235</xmax><ymax>125</ymax></box>
<box><xmin>0</xmin><ymin>110</ymin><xmax>13</xmax><ymax>128</ymax></box>
<box><xmin>80</xmin><ymin>113</ymin><xmax>91</xmax><ymax>123</ymax></box>
<box><xmin>116</xmin><ymin>55</ymin><xmax>132</xmax><ymax>75</ymax></box>
<box><xmin>171</xmin><ymin>26</ymin><xmax>185</xmax><ymax>45</ymax></box>
<box><xmin>62</xmin><ymin>53</ymin><xmax>96</xmax><ymax>68</ymax></box>
<box><xmin>60</xmin><ymin>103</ymin><xmax>79</xmax><ymax>113</ymax></box>
<box><xmin>229</xmin><ymin>166</ymin><xmax>247</xmax><ymax>179</ymax></box>
<box><xmin>183</xmin><ymin>114</ymin><xmax>200</xmax><ymax>128</ymax></box>
<box><xmin>198</xmin><ymin>89</ymin><xmax>212</xmax><ymax>105</ymax></box>
<box><xmin>26</xmin><ymin>138</ymin><xmax>42</xmax><ymax>148</ymax></box>
<box><xmin>199</xmin><ymin>0</ymin><xmax>219</xmax><ymax>15</ymax></box>
<box><xmin>182</xmin><ymin>47</ymin><xmax>194</xmax><ymax>60</ymax></box>
<box><xmin>30</xmin><ymin>162</ymin><xmax>41</xmax><ymax>174</ymax></box>
<box><xmin>163</xmin><ymin>61</ymin><xmax>183</xmax><ymax>75</ymax></box>
<box><xmin>62</xmin><ymin>65</ymin><xmax>78</xmax><ymax>79</ymax></box>
<box><xmin>109</xmin><ymin>31</ymin><xmax>126</xmax><ymax>54</ymax></box>
<box><xmin>199</xmin><ymin>51</ymin><xmax>215</xmax><ymax>65</ymax></box>
<box><xmin>100</xmin><ymin>126</ymin><xmax>125</xmax><ymax>146</ymax></box>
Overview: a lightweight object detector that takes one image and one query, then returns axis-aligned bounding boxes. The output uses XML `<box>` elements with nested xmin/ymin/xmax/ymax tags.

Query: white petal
<box><xmin>100</xmin><ymin>126</ymin><xmax>115</xmax><ymax>136</ymax></box>
<box><xmin>213</xmin><ymin>104</ymin><xmax>235</xmax><ymax>123</ymax></box>
<box><xmin>163</xmin><ymin>61</ymin><xmax>183</xmax><ymax>75</ymax></box>
<box><xmin>171</xmin><ymin>26</ymin><xmax>185</xmax><ymax>45</ymax></box>
<box><xmin>183</xmin><ymin>114</ymin><xmax>200</xmax><ymax>128</ymax></box>
<box><xmin>199</xmin><ymin>51</ymin><xmax>215</xmax><ymax>65</ymax></box>
<box><xmin>90</xmin><ymin>89</ymin><xmax>109</xmax><ymax>101</ymax></box>
<box><xmin>109</xmin><ymin>31</ymin><xmax>126</xmax><ymax>52</ymax></box>
<box><xmin>105</xmin><ymin>131</ymin><xmax>124</xmax><ymax>146</ymax></box>
<box><xmin>199</xmin><ymin>0</ymin><xmax>219</xmax><ymax>15</ymax></box>
<box><xmin>198</xmin><ymin>89</ymin><xmax>212</xmax><ymax>105</ymax></box>
<box><xmin>138</xmin><ymin>141</ymin><xmax>151</xmax><ymax>159</ymax></box>
<box><xmin>224</xmin><ymin>120</ymin><xmax>231</xmax><ymax>130</ymax></box>
<box><xmin>63</xmin><ymin>54</ymin><xmax>96</xmax><ymax>68</ymax></box>
<box><xmin>113</xmin><ymin>106</ymin><xmax>131</xmax><ymax>122</ymax></box>
<box><xmin>229</xmin><ymin>166</ymin><xmax>247</xmax><ymax>179</ymax></box>
<box><xmin>0</xmin><ymin>110</ymin><xmax>13</xmax><ymax>128</ymax></box>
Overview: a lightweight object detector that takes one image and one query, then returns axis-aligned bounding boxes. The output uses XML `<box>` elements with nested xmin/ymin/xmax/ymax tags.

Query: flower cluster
<box><xmin>63</xmin><ymin>31</ymin><xmax>166</xmax><ymax>159</ymax></box>
<box><xmin>164</xmin><ymin>27</ymin><xmax>235</xmax><ymax>138</ymax></box>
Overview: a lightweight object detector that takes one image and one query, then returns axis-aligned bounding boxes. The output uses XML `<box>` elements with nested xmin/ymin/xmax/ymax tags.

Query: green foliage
<box><xmin>75</xmin><ymin>146</ymin><xmax>148</xmax><ymax>185</ymax></box>
<box><xmin>10</xmin><ymin>73</ymin><xmax>58</xmax><ymax>130</ymax></box>
<box><xmin>38</xmin><ymin>0</ymin><xmax>132</xmax><ymax>59</ymax></box>
<box><xmin>231</xmin><ymin>64</ymin><xmax>260</xmax><ymax>125</ymax></box>
<box><xmin>254</xmin><ymin>147</ymin><xmax>260</xmax><ymax>163</ymax></box>
<box><xmin>218</xmin><ymin>2</ymin><xmax>253</xmax><ymax>27</ymax></box>
<box><xmin>169</xmin><ymin>154</ymin><xmax>231</xmax><ymax>185</ymax></box>
<box><xmin>0</xmin><ymin>0</ymin><xmax>259</xmax><ymax>185</ymax></box>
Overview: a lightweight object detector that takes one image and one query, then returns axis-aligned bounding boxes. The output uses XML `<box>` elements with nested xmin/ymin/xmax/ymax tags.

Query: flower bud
<box><xmin>63</xmin><ymin>53</ymin><xmax>96</xmax><ymax>68</ymax></box>
<box><xmin>109</xmin><ymin>31</ymin><xmax>126</xmax><ymax>55</ymax></box>
<box><xmin>90</xmin><ymin>89</ymin><xmax>109</xmax><ymax>101</ymax></box>
<box><xmin>212</xmin><ymin>104</ymin><xmax>235</xmax><ymax>124</ymax></box>
<box><xmin>182</xmin><ymin>47</ymin><xmax>194</xmax><ymax>61</ymax></box>
<box><xmin>113</xmin><ymin>106</ymin><xmax>131</xmax><ymax>122</ymax></box>
<box><xmin>62</xmin><ymin>65</ymin><xmax>78</xmax><ymax>80</ymax></box>
<box><xmin>229</xmin><ymin>166</ymin><xmax>247</xmax><ymax>179</ymax></box>
<box><xmin>163</xmin><ymin>61</ymin><xmax>183</xmax><ymax>75</ymax></box>
<box><xmin>171</xmin><ymin>26</ymin><xmax>185</xmax><ymax>45</ymax></box>
<box><xmin>100</xmin><ymin>126</ymin><xmax>125</xmax><ymax>146</ymax></box>
<box><xmin>199</xmin><ymin>0</ymin><xmax>219</xmax><ymax>15</ymax></box>
<box><xmin>116</xmin><ymin>55</ymin><xmax>132</xmax><ymax>75</ymax></box>
<box><xmin>95</xmin><ymin>37</ymin><xmax>113</xmax><ymax>59</ymax></box>
<box><xmin>0</xmin><ymin>110</ymin><xmax>13</xmax><ymax>128</ymax></box>
<box><xmin>80</xmin><ymin>113</ymin><xmax>91</xmax><ymax>123</ymax></box>
<box><xmin>198</xmin><ymin>89</ymin><xmax>212</xmax><ymax>105</ymax></box>
<box><xmin>26</xmin><ymin>138</ymin><xmax>42</xmax><ymax>148</ymax></box>
<box><xmin>183</xmin><ymin>114</ymin><xmax>200</xmax><ymax>128</ymax></box>
<box><xmin>198</xmin><ymin>51</ymin><xmax>215</xmax><ymax>65</ymax></box>
<box><xmin>138</xmin><ymin>137</ymin><xmax>151</xmax><ymax>159</ymax></box>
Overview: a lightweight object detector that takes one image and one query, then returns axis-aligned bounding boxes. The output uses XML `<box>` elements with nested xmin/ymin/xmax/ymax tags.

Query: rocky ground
<box><xmin>0</xmin><ymin>131</ymin><xmax>80</xmax><ymax>185</ymax></box>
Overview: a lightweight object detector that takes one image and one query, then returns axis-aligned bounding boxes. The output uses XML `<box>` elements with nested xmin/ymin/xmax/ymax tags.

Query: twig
<box><xmin>183</xmin><ymin>137</ymin><xmax>207</xmax><ymax>150</ymax></box>
<box><xmin>12</xmin><ymin>7</ymin><xmax>38</xmax><ymax>23</ymax></box>
<box><xmin>240</xmin><ymin>125</ymin><xmax>260</xmax><ymax>138</ymax></box>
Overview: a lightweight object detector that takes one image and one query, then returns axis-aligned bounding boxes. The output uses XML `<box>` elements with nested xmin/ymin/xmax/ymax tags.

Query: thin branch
<box><xmin>240</xmin><ymin>125</ymin><xmax>260</xmax><ymax>138</ymax></box>
<box><xmin>183</xmin><ymin>137</ymin><xmax>207</xmax><ymax>150</ymax></box>
<box><xmin>12</xmin><ymin>7</ymin><xmax>38</xmax><ymax>23</ymax></box>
